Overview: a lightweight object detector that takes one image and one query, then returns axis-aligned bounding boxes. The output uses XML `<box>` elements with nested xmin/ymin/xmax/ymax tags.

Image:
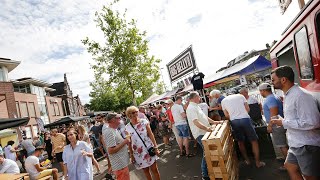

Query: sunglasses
<box><xmin>131</xmin><ymin>111</ymin><xmax>138</xmax><ymax>114</ymax></box>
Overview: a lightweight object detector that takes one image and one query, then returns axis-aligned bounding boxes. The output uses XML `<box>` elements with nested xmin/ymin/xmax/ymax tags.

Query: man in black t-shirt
<box><xmin>191</xmin><ymin>72</ymin><xmax>205</xmax><ymax>90</ymax></box>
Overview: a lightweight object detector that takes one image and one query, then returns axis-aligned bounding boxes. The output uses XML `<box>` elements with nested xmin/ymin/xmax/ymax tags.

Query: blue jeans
<box><xmin>196</xmin><ymin>135</ymin><xmax>208</xmax><ymax>177</ymax></box>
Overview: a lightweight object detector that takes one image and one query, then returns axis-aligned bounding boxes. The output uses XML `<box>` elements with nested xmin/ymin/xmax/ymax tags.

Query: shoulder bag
<box><xmin>130</xmin><ymin>122</ymin><xmax>156</xmax><ymax>156</ymax></box>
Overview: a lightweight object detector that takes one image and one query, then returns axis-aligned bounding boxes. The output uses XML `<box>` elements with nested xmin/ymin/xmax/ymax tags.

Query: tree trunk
<box><xmin>127</xmin><ymin>77</ymin><xmax>137</xmax><ymax>106</ymax></box>
<box><xmin>132</xmin><ymin>91</ymin><xmax>137</xmax><ymax>106</ymax></box>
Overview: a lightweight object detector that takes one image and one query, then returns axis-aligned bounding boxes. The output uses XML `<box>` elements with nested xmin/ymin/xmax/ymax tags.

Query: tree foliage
<box><xmin>82</xmin><ymin>1</ymin><xmax>161</xmax><ymax>111</ymax></box>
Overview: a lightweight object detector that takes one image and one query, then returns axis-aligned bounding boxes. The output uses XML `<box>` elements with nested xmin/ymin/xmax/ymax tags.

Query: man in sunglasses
<box><xmin>90</xmin><ymin>114</ymin><xmax>105</xmax><ymax>156</ymax></box>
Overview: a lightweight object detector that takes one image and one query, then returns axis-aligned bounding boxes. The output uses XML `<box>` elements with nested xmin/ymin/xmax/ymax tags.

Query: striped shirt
<box><xmin>102</xmin><ymin>126</ymin><xmax>129</xmax><ymax>171</ymax></box>
<box><xmin>51</xmin><ymin>133</ymin><xmax>66</xmax><ymax>153</ymax></box>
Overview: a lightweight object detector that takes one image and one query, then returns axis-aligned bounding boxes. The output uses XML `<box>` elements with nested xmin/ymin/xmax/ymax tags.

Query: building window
<box><xmin>50</xmin><ymin>102</ymin><xmax>60</xmax><ymax>116</ymax></box>
<box><xmin>294</xmin><ymin>26</ymin><xmax>314</xmax><ymax>79</ymax></box>
<box><xmin>28</xmin><ymin>102</ymin><xmax>36</xmax><ymax>117</ymax></box>
<box><xmin>13</xmin><ymin>85</ymin><xmax>31</xmax><ymax>93</ymax></box>
<box><xmin>25</xmin><ymin>126</ymin><xmax>32</xmax><ymax>139</ymax></box>
<box><xmin>20</xmin><ymin>102</ymin><xmax>29</xmax><ymax>117</ymax></box>
<box><xmin>54</xmin><ymin>103</ymin><xmax>60</xmax><ymax>116</ymax></box>
<box><xmin>50</xmin><ymin>103</ymin><xmax>55</xmax><ymax>116</ymax></box>
<box><xmin>32</xmin><ymin>125</ymin><xmax>38</xmax><ymax>136</ymax></box>
<box><xmin>0</xmin><ymin>67</ymin><xmax>4</xmax><ymax>81</ymax></box>
<box><xmin>16</xmin><ymin>102</ymin><xmax>20</xmax><ymax>118</ymax></box>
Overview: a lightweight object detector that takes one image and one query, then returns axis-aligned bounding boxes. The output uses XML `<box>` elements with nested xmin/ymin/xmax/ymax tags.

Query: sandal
<box><xmin>244</xmin><ymin>160</ymin><xmax>251</xmax><ymax>166</ymax></box>
<box><xmin>256</xmin><ymin>161</ymin><xmax>266</xmax><ymax>168</ymax></box>
<box><xmin>186</xmin><ymin>154</ymin><xmax>195</xmax><ymax>157</ymax></box>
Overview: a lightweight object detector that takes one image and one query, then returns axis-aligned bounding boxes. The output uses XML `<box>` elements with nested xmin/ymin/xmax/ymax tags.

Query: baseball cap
<box><xmin>258</xmin><ymin>83</ymin><xmax>272</xmax><ymax>90</ymax></box>
<box><xmin>106</xmin><ymin>113</ymin><xmax>121</xmax><ymax>121</ymax></box>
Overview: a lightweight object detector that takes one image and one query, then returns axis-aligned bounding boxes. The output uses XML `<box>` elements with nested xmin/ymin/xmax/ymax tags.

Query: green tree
<box><xmin>82</xmin><ymin>1</ymin><xmax>161</xmax><ymax>106</ymax></box>
<box><xmin>88</xmin><ymin>78</ymin><xmax>120</xmax><ymax>111</ymax></box>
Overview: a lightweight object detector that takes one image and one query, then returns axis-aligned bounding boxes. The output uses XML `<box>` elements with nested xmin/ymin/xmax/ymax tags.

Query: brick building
<box><xmin>50</xmin><ymin>74</ymin><xmax>85</xmax><ymax>116</ymax></box>
<box><xmin>0</xmin><ymin>58</ymin><xmax>65</xmax><ymax>138</ymax></box>
<box><xmin>0</xmin><ymin>58</ymin><xmax>20</xmax><ymax>119</ymax></box>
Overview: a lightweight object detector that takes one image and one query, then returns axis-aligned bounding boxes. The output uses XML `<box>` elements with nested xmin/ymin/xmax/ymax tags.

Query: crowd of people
<box><xmin>0</xmin><ymin>65</ymin><xmax>319</xmax><ymax>180</ymax></box>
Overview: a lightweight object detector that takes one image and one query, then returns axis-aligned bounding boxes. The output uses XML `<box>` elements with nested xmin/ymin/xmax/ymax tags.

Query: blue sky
<box><xmin>0</xmin><ymin>0</ymin><xmax>304</xmax><ymax>103</ymax></box>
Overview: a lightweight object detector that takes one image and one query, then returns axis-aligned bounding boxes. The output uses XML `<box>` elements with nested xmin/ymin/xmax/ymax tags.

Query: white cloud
<box><xmin>1</xmin><ymin>0</ymin><xmax>305</xmax><ymax>103</ymax></box>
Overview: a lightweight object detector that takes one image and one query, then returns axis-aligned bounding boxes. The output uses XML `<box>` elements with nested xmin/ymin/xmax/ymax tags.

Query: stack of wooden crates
<box><xmin>202</xmin><ymin>121</ymin><xmax>239</xmax><ymax>180</ymax></box>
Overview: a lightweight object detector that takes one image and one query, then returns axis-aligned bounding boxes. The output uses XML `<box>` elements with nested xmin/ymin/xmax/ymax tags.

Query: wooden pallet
<box><xmin>202</xmin><ymin>121</ymin><xmax>239</xmax><ymax>180</ymax></box>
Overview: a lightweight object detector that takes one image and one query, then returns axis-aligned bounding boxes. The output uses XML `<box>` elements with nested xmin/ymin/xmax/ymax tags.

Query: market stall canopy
<box><xmin>150</xmin><ymin>92</ymin><xmax>168</xmax><ymax>104</ymax></box>
<box><xmin>161</xmin><ymin>88</ymin><xmax>180</xmax><ymax>100</ymax></box>
<box><xmin>178</xmin><ymin>84</ymin><xmax>194</xmax><ymax>94</ymax></box>
<box><xmin>204</xmin><ymin>55</ymin><xmax>271</xmax><ymax>87</ymax></box>
<box><xmin>0</xmin><ymin>117</ymin><xmax>29</xmax><ymax>131</ymax></box>
<box><xmin>44</xmin><ymin>116</ymin><xmax>90</xmax><ymax>128</ymax></box>
<box><xmin>140</xmin><ymin>94</ymin><xmax>160</xmax><ymax>106</ymax></box>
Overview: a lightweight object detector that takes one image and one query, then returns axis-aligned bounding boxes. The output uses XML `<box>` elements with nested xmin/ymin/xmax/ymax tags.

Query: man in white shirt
<box><xmin>0</xmin><ymin>154</ymin><xmax>20</xmax><ymax>174</ymax></box>
<box><xmin>239</xmin><ymin>87</ymin><xmax>263</xmax><ymax>124</ymax></box>
<box><xmin>270</xmin><ymin>66</ymin><xmax>320</xmax><ymax>179</ymax></box>
<box><xmin>171</xmin><ymin>96</ymin><xmax>191</xmax><ymax>157</ymax></box>
<box><xmin>221</xmin><ymin>94</ymin><xmax>265</xmax><ymax>168</ymax></box>
<box><xmin>186</xmin><ymin>92</ymin><xmax>222</xmax><ymax>180</ymax></box>
<box><xmin>25</xmin><ymin>148</ymin><xmax>58</xmax><ymax>180</ymax></box>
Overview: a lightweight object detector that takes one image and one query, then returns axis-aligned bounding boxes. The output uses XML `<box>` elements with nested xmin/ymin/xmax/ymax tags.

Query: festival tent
<box><xmin>44</xmin><ymin>116</ymin><xmax>90</xmax><ymax>128</ymax></box>
<box><xmin>161</xmin><ymin>88</ymin><xmax>180</xmax><ymax>100</ymax></box>
<box><xmin>203</xmin><ymin>55</ymin><xmax>271</xmax><ymax>88</ymax></box>
<box><xmin>0</xmin><ymin>117</ymin><xmax>29</xmax><ymax>131</ymax></box>
<box><xmin>140</xmin><ymin>94</ymin><xmax>160</xmax><ymax>106</ymax></box>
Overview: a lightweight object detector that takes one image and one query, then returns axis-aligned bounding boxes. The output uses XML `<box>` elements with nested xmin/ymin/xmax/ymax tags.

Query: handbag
<box><xmin>130</xmin><ymin>122</ymin><xmax>156</xmax><ymax>156</ymax></box>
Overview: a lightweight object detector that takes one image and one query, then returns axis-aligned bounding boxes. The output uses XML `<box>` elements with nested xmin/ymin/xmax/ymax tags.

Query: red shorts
<box><xmin>114</xmin><ymin>166</ymin><xmax>129</xmax><ymax>180</ymax></box>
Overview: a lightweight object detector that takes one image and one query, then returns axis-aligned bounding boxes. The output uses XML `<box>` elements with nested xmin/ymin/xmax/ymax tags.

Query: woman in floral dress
<box><xmin>125</xmin><ymin>106</ymin><xmax>161</xmax><ymax>180</ymax></box>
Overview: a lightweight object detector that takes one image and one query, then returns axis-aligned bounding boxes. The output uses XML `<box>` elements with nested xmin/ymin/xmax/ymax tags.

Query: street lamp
<box><xmin>160</xmin><ymin>68</ymin><xmax>167</xmax><ymax>91</ymax></box>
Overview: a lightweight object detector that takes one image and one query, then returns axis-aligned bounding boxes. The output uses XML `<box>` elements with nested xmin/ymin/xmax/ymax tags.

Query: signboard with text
<box><xmin>166</xmin><ymin>46</ymin><xmax>197</xmax><ymax>82</ymax></box>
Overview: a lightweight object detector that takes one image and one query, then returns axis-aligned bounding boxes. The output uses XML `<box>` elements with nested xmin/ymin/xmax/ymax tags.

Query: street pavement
<box><xmin>26</xmin><ymin>137</ymin><xmax>290</xmax><ymax>180</ymax></box>
<box><xmin>94</xmin><ymin>138</ymin><xmax>290</xmax><ymax>180</ymax></box>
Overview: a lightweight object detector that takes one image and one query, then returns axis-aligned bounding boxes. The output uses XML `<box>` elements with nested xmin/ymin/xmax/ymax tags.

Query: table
<box><xmin>0</xmin><ymin>173</ymin><xmax>29</xmax><ymax>180</ymax></box>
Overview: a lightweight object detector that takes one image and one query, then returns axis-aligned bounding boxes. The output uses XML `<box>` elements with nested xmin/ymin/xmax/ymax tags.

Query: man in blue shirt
<box><xmin>259</xmin><ymin>83</ymin><xmax>288</xmax><ymax>171</ymax></box>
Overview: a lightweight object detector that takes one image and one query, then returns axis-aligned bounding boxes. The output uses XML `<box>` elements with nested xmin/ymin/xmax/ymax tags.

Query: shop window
<box><xmin>25</xmin><ymin>126</ymin><xmax>32</xmax><ymax>139</ymax></box>
<box><xmin>28</xmin><ymin>102</ymin><xmax>36</xmax><ymax>117</ymax></box>
<box><xmin>20</xmin><ymin>102</ymin><xmax>29</xmax><ymax>117</ymax></box>
<box><xmin>15</xmin><ymin>102</ymin><xmax>21</xmax><ymax>118</ymax></box>
<box><xmin>294</xmin><ymin>26</ymin><xmax>314</xmax><ymax>79</ymax></box>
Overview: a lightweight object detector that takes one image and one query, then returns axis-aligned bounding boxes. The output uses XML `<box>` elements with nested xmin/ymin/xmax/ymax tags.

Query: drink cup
<box><xmin>271</xmin><ymin>115</ymin><xmax>283</xmax><ymax>128</ymax></box>
<box><xmin>81</xmin><ymin>149</ymin><xmax>86</xmax><ymax>156</ymax></box>
<box><xmin>125</xmin><ymin>135</ymin><xmax>131</xmax><ymax>142</ymax></box>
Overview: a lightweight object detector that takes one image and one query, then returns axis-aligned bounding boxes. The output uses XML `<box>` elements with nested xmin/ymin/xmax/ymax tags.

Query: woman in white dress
<box><xmin>78</xmin><ymin>125</ymin><xmax>101</xmax><ymax>174</ymax></box>
<box><xmin>62</xmin><ymin>128</ymin><xmax>93</xmax><ymax>180</ymax></box>
<box><xmin>125</xmin><ymin>106</ymin><xmax>161</xmax><ymax>180</ymax></box>
<box><xmin>4</xmin><ymin>141</ymin><xmax>17</xmax><ymax>161</ymax></box>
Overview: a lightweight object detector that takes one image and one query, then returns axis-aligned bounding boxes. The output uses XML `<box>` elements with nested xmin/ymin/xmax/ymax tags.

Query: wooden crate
<box><xmin>202</xmin><ymin>121</ymin><xmax>239</xmax><ymax>180</ymax></box>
